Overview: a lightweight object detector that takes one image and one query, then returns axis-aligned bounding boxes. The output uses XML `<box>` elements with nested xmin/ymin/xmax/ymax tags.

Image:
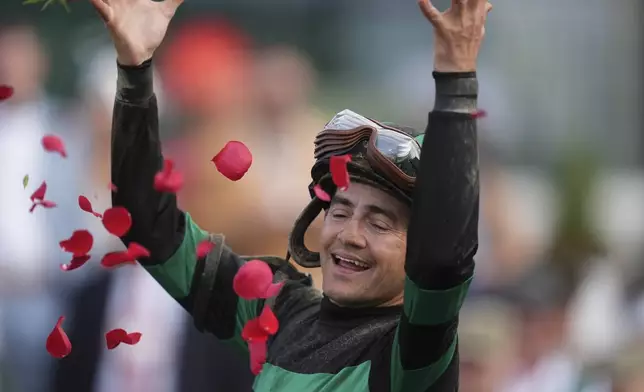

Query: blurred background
<box><xmin>0</xmin><ymin>0</ymin><xmax>642</xmax><ymax>391</ymax></box>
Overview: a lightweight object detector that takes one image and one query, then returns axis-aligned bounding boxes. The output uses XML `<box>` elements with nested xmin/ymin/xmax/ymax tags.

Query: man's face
<box><xmin>319</xmin><ymin>182</ymin><xmax>409</xmax><ymax>307</ymax></box>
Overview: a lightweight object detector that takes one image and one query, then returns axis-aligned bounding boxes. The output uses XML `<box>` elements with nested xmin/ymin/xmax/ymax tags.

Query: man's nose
<box><xmin>337</xmin><ymin>218</ymin><xmax>367</xmax><ymax>249</ymax></box>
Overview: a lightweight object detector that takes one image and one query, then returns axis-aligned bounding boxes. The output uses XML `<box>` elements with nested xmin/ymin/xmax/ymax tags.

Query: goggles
<box><xmin>314</xmin><ymin>109</ymin><xmax>422</xmax><ymax>193</ymax></box>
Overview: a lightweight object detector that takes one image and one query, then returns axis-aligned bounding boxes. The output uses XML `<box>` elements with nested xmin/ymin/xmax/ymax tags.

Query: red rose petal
<box><xmin>40</xmin><ymin>200</ymin><xmax>57</xmax><ymax>208</ymax></box>
<box><xmin>126</xmin><ymin>242</ymin><xmax>150</xmax><ymax>260</ymax></box>
<box><xmin>330</xmin><ymin>155</ymin><xmax>351</xmax><ymax>190</ymax></box>
<box><xmin>30</xmin><ymin>181</ymin><xmax>47</xmax><ymax>202</ymax></box>
<box><xmin>196</xmin><ymin>240</ymin><xmax>214</xmax><ymax>259</ymax></box>
<box><xmin>108</xmin><ymin>182</ymin><xmax>118</xmax><ymax>192</ymax></box>
<box><xmin>248</xmin><ymin>340</ymin><xmax>268</xmax><ymax>375</ymax></box>
<box><xmin>211</xmin><ymin>141</ymin><xmax>253</xmax><ymax>181</ymax></box>
<box><xmin>105</xmin><ymin>328</ymin><xmax>142</xmax><ymax>350</ymax></box>
<box><xmin>258</xmin><ymin>306</ymin><xmax>279</xmax><ymax>335</ymax></box>
<box><xmin>472</xmin><ymin>109</ymin><xmax>487</xmax><ymax>119</ymax></box>
<box><xmin>102</xmin><ymin>206</ymin><xmax>132</xmax><ymax>237</ymax></box>
<box><xmin>100</xmin><ymin>251</ymin><xmax>135</xmax><ymax>268</ymax></box>
<box><xmin>46</xmin><ymin>316</ymin><xmax>72</xmax><ymax>359</ymax></box>
<box><xmin>263</xmin><ymin>282</ymin><xmax>284</xmax><ymax>298</ymax></box>
<box><xmin>233</xmin><ymin>260</ymin><xmax>275</xmax><ymax>300</ymax></box>
<box><xmin>123</xmin><ymin>332</ymin><xmax>142</xmax><ymax>345</ymax></box>
<box><xmin>0</xmin><ymin>85</ymin><xmax>14</xmax><ymax>101</ymax></box>
<box><xmin>78</xmin><ymin>195</ymin><xmax>102</xmax><ymax>218</ymax></box>
<box><xmin>59</xmin><ymin>230</ymin><xmax>94</xmax><ymax>256</ymax></box>
<box><xmin>42</xmin><ymin>134</ymin><xmax>67</xmax><ymax>158</ymax></box>
<box><xmin>313</xmin><ymin>184</ymin><xmax>331</xmax><ymax>202</ymax></box>
<box><xmin>154</xmin><ymin>159</ymin><xmax>184</xmax><ymax>193</ymax></box>
<box><xmin>241</xmin><ymin>319</ymin><xmax>269</xmax><ymax>343</ymax></box>
<box><xmin>59</xmin><ymin>254</ymin><xmax>91</xmax><ymax>271</ymax></box>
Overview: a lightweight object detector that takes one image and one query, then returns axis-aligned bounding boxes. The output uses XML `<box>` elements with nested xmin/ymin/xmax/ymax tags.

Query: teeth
<box><xmin>336</xmin><ymin>256</ymin><xmax>369</xmax><ymax>269</ymax></box>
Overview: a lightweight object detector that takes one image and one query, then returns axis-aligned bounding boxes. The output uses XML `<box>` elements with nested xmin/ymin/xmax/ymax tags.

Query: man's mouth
<box><xmin>331</xmin><ymin>254</ymin><xmax>371</xmax><ymax>272</ymax></box>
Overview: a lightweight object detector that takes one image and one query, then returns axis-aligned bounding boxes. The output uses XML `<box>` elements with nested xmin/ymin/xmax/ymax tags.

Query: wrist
<box><xmin>432</xmin><ymin>72</ymin><xmax>478</xmax><ymax>113</ymax></box>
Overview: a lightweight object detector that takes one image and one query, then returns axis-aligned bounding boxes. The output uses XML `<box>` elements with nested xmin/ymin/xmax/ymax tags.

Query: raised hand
<box><xmin>418</xmin><ymin>0</ymin><xmax>492</xmax><ymax>72</ymax></box>
<box><xmin>89</xmin><ymin>0</ymin><xmax>184</xmax><ymax>66</ymax></box>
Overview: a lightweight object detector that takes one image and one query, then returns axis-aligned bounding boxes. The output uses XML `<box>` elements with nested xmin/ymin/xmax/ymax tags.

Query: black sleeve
<box><xmin>110</xmin><ymin>59</ymin><xmax>186</xmax><ymax>265</ymax></box>
<box><xmin>389</xmin><ymin>72</ymin><xmax>479</xmax><ymax>392</ymax></box>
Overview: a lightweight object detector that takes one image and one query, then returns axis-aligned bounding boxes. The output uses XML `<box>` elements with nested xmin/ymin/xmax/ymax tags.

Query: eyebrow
<box><xmin>331</xmin><ymin>194</ymin><xmax>398</xmax><ymax>223</ymax></box>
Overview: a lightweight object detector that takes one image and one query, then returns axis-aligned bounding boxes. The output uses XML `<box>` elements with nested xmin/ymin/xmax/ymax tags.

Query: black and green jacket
<box><xmin>111</xmin><ymin>60</ymin><xmax>479</xmax><ymax>392</ymax></box>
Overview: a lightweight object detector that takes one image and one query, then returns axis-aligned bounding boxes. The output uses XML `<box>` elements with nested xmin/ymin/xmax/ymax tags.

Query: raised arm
<box><xmin>390</xmin><ymin>1</ymin><xmax>491</xmax><ymax>391</ymax></box>
<box><xmin>93</xmin><ymin>0</ymin><xmax>264</xmax><ymax>352</ymax></box>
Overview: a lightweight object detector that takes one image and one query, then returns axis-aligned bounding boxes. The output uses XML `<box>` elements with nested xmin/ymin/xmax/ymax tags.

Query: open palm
<box><xmin>90</xmin><ymin>0</ymin><xmax>183</xmax><ymax>66</ymax></box>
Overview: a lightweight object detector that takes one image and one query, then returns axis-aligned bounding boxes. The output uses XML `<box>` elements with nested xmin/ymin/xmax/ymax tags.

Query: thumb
<box><xmin>89</xmin><ymin>0</ymin><xmax>112</xmax><ymax>23</ymax></box>
<box><xmin>418</xmin><ymin>0</ymin><xmax>442</xmax><ymax>27</ymax></box>
<box><xmin>161</xmin><ymin>0</ymin><xmax>184</xmax><ymax>15</ymax></box>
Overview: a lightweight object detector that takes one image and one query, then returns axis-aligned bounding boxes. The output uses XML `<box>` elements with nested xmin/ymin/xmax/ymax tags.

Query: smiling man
<box><xmin>92</xmin><ymin>0</ymin><xmax>492</xmax><ymax>389</ymax></box>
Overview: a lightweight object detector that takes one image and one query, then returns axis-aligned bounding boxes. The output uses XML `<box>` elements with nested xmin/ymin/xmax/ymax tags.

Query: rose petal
<box><xmin>211</xmin><ymin>141</ymin><xmax>253</xmax><ymax>181</ymax></box>
<box><xmin>30</xmin><ymin>181</ymin><xmax>47</xmax><ymax>202</ymax></box>
<box><xmin>126</xmin><ymin>242</ymin><xmax>150</xmax><ymax>260</ymax></box>
<box><xmin>233</xmin><ymin>260</ymin><xmax>274</xmax><ymax>300</ymax></box>
<box><xmin>0</xmin><ymin>85</ymin><xmax>14</xmax><ymax>101</ymax></box>
<box><xmin>39</xmin><ymin>200</ymin><xmax>57</xmax><ymax>209</ymax></box>
<box><xmin>241</xmin><ymin>319</ymin><xmax>269</xmax><ymax>343</ymax></box>
<box><xmin>78</xmin><ymin>195</ymin><xmax>102</xmax><ymax>218</ymax></box>
<box><xmin>312</xmin><ymin>184</ymin><xmax>331</xmax><ymax>202</ymax></box>
<box><xmin>46</xmin><ymin>316</ymin><xmax>72</xmax><ymax>359</ymax></box>
<box><xmin>154</xmin><ymin>159</ymin><xmax>184</xmax><ymax>193</ymax></box>
<box><xmin>59</xmin><ymin>254</ymin><xmax>91</xmax><ymax>271</ymax></box>
<box><xmin>42</xmin><ymin>134</ymin><xmax>67</xmax><ymax>158</ymax></box>
<box><xmin>263</xmin><ymin>282</ymin><xmax>284</xmax><ymax>299</ymax></box>
<box><xmin>59</xmin><ymin>230</ymin><xmax>94</xmax><ymax>256</ymax></box>
<box><xmin>100</xmin><ymin>251</ymin><xmax>135</xmax><ymax>268</ymax></box>
<box><xmin>102</xmin><ymin>206</ymin><xmax>132</xmax><ymax>237</ymax></box>
<box><xmin>258</xmin><ymin>306</ymin><xmax>279</xmax><ymax>335</ymax></box>
<box><xmin>472</xmin><ymin>109</ymin><xmax>487</xmax><ymax>119</ymax></box>
<box><xmin>330</xmin><ymin>155</ymin><xmax>351</xmax><ymax>190</ymax></box>
<box><xmin>108</xmin><ymin>182</ymin><xmax>118</xmax><ymax>192</ymax></box>
<box><xmin>196</xmin><ymin>240</ymin><xmax>214</xmax><ymax>259</ymax></box>
<box><xmin>248</xmin><ymin>340</ymin><xmax>268</xmax><ymax>375</ymax></box>
<box><xmin>106</xmin><ymin>328</ymin><xmax>142</xmax><ymax>350</ymax></box>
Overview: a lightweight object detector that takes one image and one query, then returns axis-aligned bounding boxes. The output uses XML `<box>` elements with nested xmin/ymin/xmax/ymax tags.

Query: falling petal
<box><xmin>196</xmin><ymin>240</ymin><xmax>214</xmax><ymax>259</ymax></box>
<box><xmin>154</xmin><ymin>159</ymin><xmax>184</xmax><ymax>193</ymax></box>
<box><xmin>241</xmin><ymin>319</ymin><xmax>269</xmax><ymax>343</ymax></box>
<box><xmin>59</xmin><ymin>230</ymin><xmax>94</xmax><ymax>256</ymax></box>
<box><xmin>108</xmin><ymin>182</ymin><xmax>117</xmax><ymax>192</ymax></box>
<box><xmin>102</xmin><ymin>207</ymin><xmax>132</xmax><ymax>237</ymax></box>
<box><xmin>248</xmin><ymin>340</ymin><xmax>268</xmax><ymax>375</ymax></box>
<box><xmin>78</xmin><ymin>195</ymin><xmax>102</xmax><ymax>218</ymax></box>
<box><xmin>233</xmin><ymin>260</ymin><xmax>274</xmax><ymax>300</ymax></box>
<box><xmin>100</xmin><ymin>251</ymin><xmax>135</xmax><ymax>268</ymax></box>
<box><xmin>41</xmin><ymin>134</ymin><xmax>67</xmax><ymax>158</ymax></box>
<box><xmin>472</xmin><ymin>109</ymin><xmax>487</xmax><ymax>119</ymax></box>
<box><xmin>39</xmin><ymin>200</ymin><xmax>57</xmax><ymax>209</ymax></box>
<box><xmin>30</xmin><ymin>181</ymin><xmax>47</xmax><ymax>202</ymax></box>
<box><xmin>211</xmin><ymin>141</ymin><xmax>253</xmax><ymax>181</ymax></box>
<box><xmin>126</xmin><ymin>242</ymin><xmax>150</xmax><ymax>260</ymax></box>
<box><xmin>105</xmin><ymin>328</ymin><xmax>142</xmax><ymax>350</ymax></box>
<box><xmin>312</xmin><ymin>184</ymin><xmax>331</xmax><ymax>202</ymax></box>
<box><xmin>330</xmin><ymin>155</ymin><xmax>351</xmax><ymax>190</ymax></box>
<box><xmin>22</xmin><ymin>174</ymin><xmax>29</xmax><ymax>189</ymax></box>
<box><xmin>0</xmin><ymin>85</ymin><xmax>14</xmax><ymax>101</ymax></box>
<box><xmin>263</xmin><ymin>282</ymin><xmax>284</xmax><ymax>299</ymax></box>
<box><xmin>46</xmin><ymin>316</ymin><xmax>72</xmax><ymax>359</ymax></box>
<box><xmin>59</xmin><ymin>255</ymin><xmax>91</xmax><ymax>272</ymax></box>
<box><xmin>258</xmin><ymin>306</ymin><xmax>279</xmax><ymax>335</ymax></box>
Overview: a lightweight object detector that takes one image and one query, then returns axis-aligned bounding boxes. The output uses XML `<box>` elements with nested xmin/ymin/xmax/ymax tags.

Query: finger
<box><xmin>418</xmin><ymin>0</ymin><xmax>442</xmax><ymax>27</ymax></box>
<box><xmin>89</xmin><ymin>0</ymin><xmax>111</xmax><ymax>22</ymax></box>
<box><xmin>162</xmin><ymin>0</ymin><xmax>184</xmax><ymax>15</ymax></box>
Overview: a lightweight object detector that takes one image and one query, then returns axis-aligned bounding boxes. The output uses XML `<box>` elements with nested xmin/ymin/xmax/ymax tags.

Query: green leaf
<box><xmin>22</xmin><ymin>174</ymin><xmax>29</xmax><ymax>189</ymax></box>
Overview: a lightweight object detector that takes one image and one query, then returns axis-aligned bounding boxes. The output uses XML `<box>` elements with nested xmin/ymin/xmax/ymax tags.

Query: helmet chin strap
<box><xmin>288</xmin><ymin>197</ymin><xmax>326</xmax><ymax>268</ymax></box>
